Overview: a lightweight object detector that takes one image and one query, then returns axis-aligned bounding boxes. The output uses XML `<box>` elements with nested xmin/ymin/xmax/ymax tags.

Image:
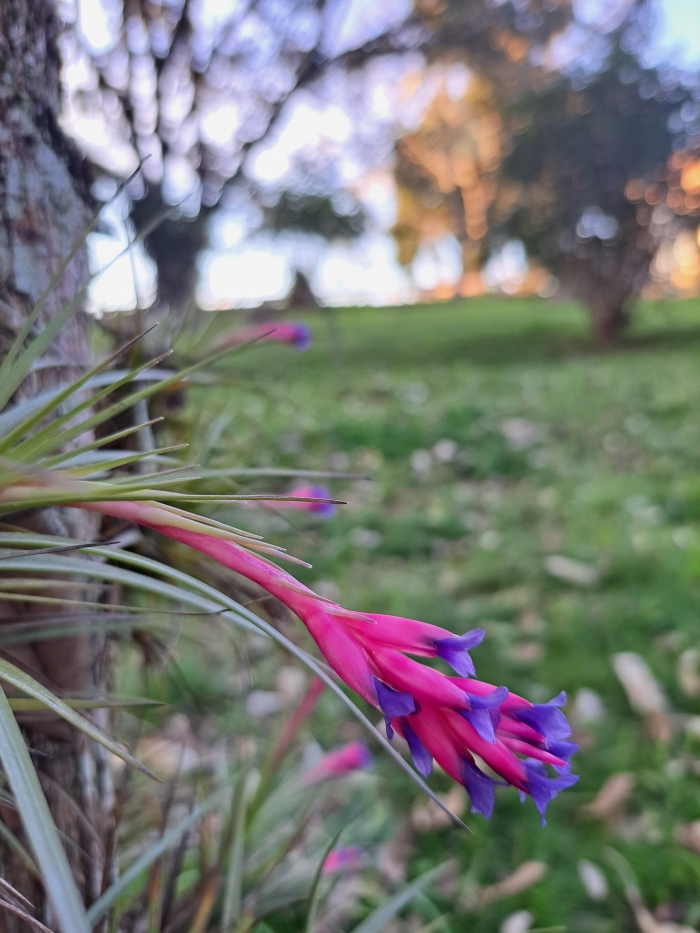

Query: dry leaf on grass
<box><xmin>479</xmin><ymin>861</ymin><xmax>548</xmax><ymax>908</ymax></box>
<box><xmin>674</xmin><ymin>820</ymin><xmax>700</xmax><ymax>855</ymax></box>
<box><xmin>677</xmin><ymin>649</ymin><xmax>700</xmax><ymax>697</ymax></box>
<box><xmin>411</xmin><ymin>786</ymin><xmax>466</xmax><ymax>832</ymax></box>
<box><xmin>613</xmin><ymin>653</ymin><xmax>668</xmax><ymax>715</ymax></box>
<box><xmin>582</xmin><ymin>773</ymin><xmax>635</xmax><ymax>821</ymax></box>
<box><xmin>545</xmin><ymin>554</ymin><xmax>599</xmax><ymax>587</ymax></box>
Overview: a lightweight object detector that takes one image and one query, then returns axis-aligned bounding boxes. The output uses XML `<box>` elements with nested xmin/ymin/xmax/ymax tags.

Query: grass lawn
<box><xmin>186</xmin><ymin>296</ymin><xmax>700</xmax><ymax>932</ymax></box>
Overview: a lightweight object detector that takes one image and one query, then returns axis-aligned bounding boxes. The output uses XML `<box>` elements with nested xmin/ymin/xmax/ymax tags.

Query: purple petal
<box><xmin>468</xmin><ymin>686</ymin><xmax>508</xmax><ymax>709</ymax></box>
<box><xmin>434</xmin><ymin>628</ymin><xmax>485</xmax><ymax>676</ymax></box>
<box><xmin>546</xmin><ymin>740</ymin><xmax>579</xmax><ymax>774</ymax></box>
<box><xmin>461</xmin><ymin>708</ymin><xmax>496</xmax><ymax>743</ymax></box>
<box><xmin>292</xmin><ymin>323</ymin><xmax>313</xmax><ymax>350</ymax></box>
<box><xmin>403</xmin><ymin>721</ymin><xmax>433</xmax><ymax>777</ymax></box>
<box><xmin>548</xmin><ymin>740</ymin><xmax>579</xmax><ymax>759</ymax></box>
<box><xmin>462</xmin><ymin>759</ymin><xmax>496</xmax><ymax>818</ymax></box>
<box><xmin>513</xmin><ymin>696</ymin><xmax>572</xmax><ymax>743</ymax></box>
<box><xmin>373</xmin><ymin>678</ymin><xmax>416</xmax><ymax>735</ymax></box>
<box><xmin>489</xmin><ymin>707</ymin><xmax>501</xmax><ymax>729</ymax></box>
<box><xmin>524</xmin><ymin>760</ymin><xmax>579</xmax><ymax>825</ymax></box>
<box><xmin>309</xmin><ymin>485</ymin><xmax>336</xmax><ymax>518</ymax></box>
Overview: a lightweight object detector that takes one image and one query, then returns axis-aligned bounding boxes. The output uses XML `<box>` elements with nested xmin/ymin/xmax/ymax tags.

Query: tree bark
<box><xmin>0</xmin><ymin>0</ymin><xmax>111</xmax><ymax>923</ymax></box>
<box><xmin>589</xmin><ymin>292</ymin><xmax>631</xmax><ymax>350</ymax></box>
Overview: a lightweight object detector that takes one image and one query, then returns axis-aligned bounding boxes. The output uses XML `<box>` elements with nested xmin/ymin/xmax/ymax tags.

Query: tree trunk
<box><xmin>589</xmin><ymin>292</ymin><xmax>631</xmax><ymax>350</ymax></box>
<box><xmin>0</xmin><ymin>0</ymin><xmax>111</xmax><ymax>923</ymax></box>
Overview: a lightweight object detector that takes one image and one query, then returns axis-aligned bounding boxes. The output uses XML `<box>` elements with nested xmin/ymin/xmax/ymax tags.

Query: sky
<box><xmin>647</xmin><ymin>0</ymin><xmax>700</xmax><ymax>68</ymax></box>
<box><xmin>85</xmin><ymin>0</ymin><xmax>700</xmax><ymax>315</ymax></box>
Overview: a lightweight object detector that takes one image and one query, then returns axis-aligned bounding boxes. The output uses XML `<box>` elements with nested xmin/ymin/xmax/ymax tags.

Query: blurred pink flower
<box><xmin>221</xmin><ymin>321</ymin><xmax>312</xmax><ymax>351</ymax></box>
<box><xmin>322</xmin><ymin>845</ymin><xmax>364</xmax><ymax>875</ymax></box>
<box><xmin>259</xmin><ymin>485</ymin><xmax>336</xmax><ymax>518</ymax></box>
<box><xmin>303</xmin><ymin>741</ymin><xmax>372</xmax><ymax>785</ymax></box>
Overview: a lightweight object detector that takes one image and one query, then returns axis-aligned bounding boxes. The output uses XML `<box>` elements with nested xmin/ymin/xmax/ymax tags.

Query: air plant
<box><xmin>0</xmin><ymin>205</ymin><xmax>576</xmax><ymax>933</ymax></box>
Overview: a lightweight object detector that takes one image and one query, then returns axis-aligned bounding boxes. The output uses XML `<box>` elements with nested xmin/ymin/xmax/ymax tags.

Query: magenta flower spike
<box><xmin>70</xmin><ymin>496</ymin><xmax>578</xmax><ymax>823</ymax></box>
<box><xmin>303</xmin><ymin>741</ymin><xmax>372</xmax><ymax>785</ymax></box>
<box><xmin>222</xmin><ymin>321</ymin><xmax>312</xmax><ymax>351</ymax></box>
<box><xmin>322</xmin><ymin>845</ymin><xmax>364</xmax><ymax>875</ymax></box>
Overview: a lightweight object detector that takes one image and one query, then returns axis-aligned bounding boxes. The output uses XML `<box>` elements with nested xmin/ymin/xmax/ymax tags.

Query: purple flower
<box><xmin>434</xmin><ymin>629</ymin><xmax>485</xmax><ymax>676</ymax></box>
<box><xmin>323</xmin><ymin>845</ymin><xmax>364</xmax><ymax>875</ymax></box>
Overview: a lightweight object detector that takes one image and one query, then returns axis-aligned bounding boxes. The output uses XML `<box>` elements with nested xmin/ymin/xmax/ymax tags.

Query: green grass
<box><xmin>188</xmin><ymin>296</ymin><xmax>700</xmax><ymax>932</ymax></box>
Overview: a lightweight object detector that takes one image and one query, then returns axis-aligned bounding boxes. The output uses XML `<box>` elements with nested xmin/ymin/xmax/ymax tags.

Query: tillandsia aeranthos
<box><xmin>0</xmin><ymin>473</ymin><xmax>578</xmax><ymax>824</ymax></box>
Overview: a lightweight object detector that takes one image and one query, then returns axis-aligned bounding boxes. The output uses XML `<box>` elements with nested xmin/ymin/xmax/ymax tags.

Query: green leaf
<box><xmin>38</xmin><ymin>417</ymin><xmax>164</xmax><ymax>469</ymax></box>
<box><xmin>0</xmin><ymin>684</ymin><xmax>91</xmax><ymax>932</ymax></box>
<box><xmin>303</xmin><ymin>829</ymin><xmax>343</xmax><ymax>933</ymax></box>
<box><xmin>0</xmin><ymin>658</ymin><xmax>157</xmax><ymax>780</ymax></box>
<box><xmin>350</xmin><ymin>863</ymin><xmax>451</xmax><ymax>933</ymax></box>
<box><xmin>5</xmin><ymin>351</ymin><xmax>172</xmax><ymax>462</ymax></box>
<box><xmin>0</xmin><ymin>327</ymin><xmax>158</xmax><ymax>457</ymax></box>
<box><xmin>86</xmin><ymin>791</ymin><xmax>226</xmax><ymax>927</ymax></box>
<box><xmin>194</xmin><ymin>468</ymin><xmax>366</xmax><ymax>481</ymax></box>
<box><xmin>6</xmin><ymin>696</ymin><xmax>162</xmax><ymax>712</ymax></box>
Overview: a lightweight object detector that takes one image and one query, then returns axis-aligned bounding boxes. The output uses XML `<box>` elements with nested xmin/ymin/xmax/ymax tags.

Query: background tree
<box><xmin>62</xmin><ymin>0</ymin><xmax>410</xmax><ymax>317</ymax></box>
<box><xmin>391</xmin><ymin>64</ymin><xmax>503</xmax><ymax>287</ymax></box>
<box><xmin>405</xmin><ymin>0</ymin><xmax>700</xmax><ymax>345</ymax></box>
<box><xmin>493</xmin><ymin>37</ymin><xmax>697</xmax><ymax>345</ymax></box>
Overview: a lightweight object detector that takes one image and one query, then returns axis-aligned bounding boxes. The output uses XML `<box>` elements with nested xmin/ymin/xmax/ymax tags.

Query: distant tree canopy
<box><xmin>494</xmin><ymin>44</ymin><xmax>692</xmax><ymax>346</ymax></box>
<box><xmin>399</xmin><ymin>0</ymin><xmax>700</xmax><ymax>344</ymax></box>
<box><xmin>63</xmin><ymin>0</ymin><xmax>700</xmax><ymax>341</ymax></box>
<box><xmin>391</xmin><ymin>67</ymin><xmax>503</xmax><ymax>277</ymax></box>
<box><xmin>63</xmin><ymin>0</ymin><xmax>402</xmax><ymax>315</ymax></box>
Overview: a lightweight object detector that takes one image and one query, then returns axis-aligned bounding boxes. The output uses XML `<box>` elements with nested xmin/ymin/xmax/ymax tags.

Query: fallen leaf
<box><xmin>582</xmin><ymin>773</ymin><xmax>635</xmax><ymax>820</ymax></box>
<box><xmin>674</xmin><ymin>820</ymin><xmax>700</xmax><ymax>855</ymax></box>
<box><xmin>500</xmin><ymin>910</ymin><xmax>533</xmax><ymax>933</ymax></box>
<box><xmin>677</xmin><ymin>649</ymin><xmax>700</xmax><ymax>697</ymax></box>
<box><xmin>479</xmin><ymin>861</ymin><xmax>548</xmax><ymax>907</ymax></box>
<box><xmin>545</xmin><ymin>555</ymin><xmax>599</xmax><ymax>587</ymax></box>
<box><xmin>411</xmin><ymin>786</ymin><xmax>466</xmax><ymax>832</ymax></box>
<box><xmin>612</xmin><ymin>653</ymin><xmax>668</xmax><ymax>715</ymax></box>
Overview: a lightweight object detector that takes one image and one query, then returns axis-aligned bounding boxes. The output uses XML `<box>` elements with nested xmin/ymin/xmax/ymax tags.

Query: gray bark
<box><xmin>0</xmin><ymin>0</ymin><xmax>112</xmax><ymax>922</ymax></box>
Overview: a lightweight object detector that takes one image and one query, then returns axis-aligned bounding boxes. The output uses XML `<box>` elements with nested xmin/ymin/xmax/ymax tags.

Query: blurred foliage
<box><xmin>392</xmin><ymin>68</ymin><xmax>502</xmax><ymax>273</ymax></box>
<box><xmin>267</xmin><ymin>192</ymin><xmax>365</xmax><ymax>240</ymax></box>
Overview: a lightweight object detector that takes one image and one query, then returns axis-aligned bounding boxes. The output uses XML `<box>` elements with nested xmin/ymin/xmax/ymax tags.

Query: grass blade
<box><xmin>6</xmin><ymin>697</ymin><xmax>162</xmax><ymax>712</ymax></box>
<box><xmin>351</xmin><ymin>863</ymin><xmax>450</xmax><ymax>933</ymax></box>
<box><xmin>0</xmin><ymin>818</ymin><xmax>40</xmax><ymax>879</ymax></box>
<box><xmin>0</xmin><ymin>896</ymin><xmax>57</xmax><ymax>933</ymax></box>
<box><xmin>86</xmin><ymin>791</ymin><xmax>225</xmax><ymax>927</ymax></box>
<box><xmin>0</xmin><ymin>684</ymin><xmax>91</xmax><ymax>933</ymax></box>
<box><xmin>303</xmin><ymin>829</ymin><xmax>343</xmax><ymax>933</ymax></box>
<box><xmin>220</xmin><ymin>771</ymin><xmax>254</xmax><ymax>932</ymax></box>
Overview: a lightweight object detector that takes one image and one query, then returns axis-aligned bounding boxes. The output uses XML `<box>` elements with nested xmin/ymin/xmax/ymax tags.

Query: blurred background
<box><xmin>50</xmin><ymin>0</ymin><xmax>700</xmax><ymax>931</ymax></box>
